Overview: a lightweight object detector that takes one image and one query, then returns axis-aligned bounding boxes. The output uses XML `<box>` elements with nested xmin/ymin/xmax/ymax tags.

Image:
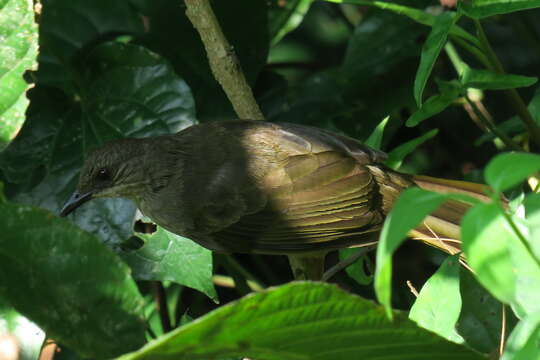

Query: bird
<box><xmin>60</xmin><ymin>120</ymin><xmax>489</xmax><ymax>279</ymax></box>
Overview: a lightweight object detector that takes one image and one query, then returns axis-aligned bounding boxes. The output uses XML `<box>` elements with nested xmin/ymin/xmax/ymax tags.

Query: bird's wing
<box><xmin>211</xmin><ymin>127</ymin><xmax>388</xmax><ymax>253</ymax></box>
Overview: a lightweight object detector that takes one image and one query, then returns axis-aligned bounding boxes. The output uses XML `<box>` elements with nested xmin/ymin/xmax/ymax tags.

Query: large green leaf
<box><xmin>268</xmin><ymin>0</ymin><xmax>312</xmax><ymax>45</ymax></box>
<box><xmin>375</xmin><ymin>188</ymin><xmax>450</xmax><ymax>318</ymax></box>
<box><xmin>122</xmin><ymin>226</ymin><xmax>217</xmax><ymax>301</ymax></box>
<box><xmin>0</xmin><ymin>0</ymin><xmax>38</xmax><ymax>150</ymax></box>
<box><xmin>117</xmin><ymin>282</ymin><xmax>483</xmax><ymax>360</ymax></box>
<box><xmin>410</xmin><ymin>254</ymin><xmax>464</xmax><ymax>344</ymax></box>
<box><xmin>414</xmin><ymin>12</ymin><xmax>457</xmax><ymax>106</ymax></box>
<box><xmin>459</xmin><ymin>0</ymin><xmax>540</xmax><ymax>19</ymax></box>
<box><xmin>0</xmin><ymin>203</ymin><xmax>146</xmax><ymax>358</ymax></box>
<box><xmin>37</xmin><ymin>0</ymin><xmax>144</xmax><ymax>93</ymax></box>
<box><xmin>524</xmin><ymin>193</ymin><xmax>540</xmax><ymax>259</ymax></box>
<box><xmin>461</xmin><ymin>202</ymin><xmax>540</xmax><ymax>318</ymax></box>
<box><xmin>0</xmin><ymin>42</ymin><xmax>196</xmax><ymax>248</ymax></box>
<box><xmin>484</xmin><ymin>152</ymin><xmax>540</xmax><ymax>193</ymax></box>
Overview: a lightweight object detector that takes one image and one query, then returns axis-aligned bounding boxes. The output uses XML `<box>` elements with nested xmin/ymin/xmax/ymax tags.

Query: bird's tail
<box><xmin>408</xmin><ymin>175</ymin><xmax>491</xmax><ymax>255</ymax></box>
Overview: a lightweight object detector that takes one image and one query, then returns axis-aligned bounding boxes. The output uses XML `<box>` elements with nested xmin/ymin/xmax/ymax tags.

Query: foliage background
<box><xmin>1</xmin><ymin>0</ymin><xmax>540</xmax><ymax>359</ymax></box>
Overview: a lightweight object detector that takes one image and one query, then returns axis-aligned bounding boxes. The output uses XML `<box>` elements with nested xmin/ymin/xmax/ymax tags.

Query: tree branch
<box><xmin>184</xmin><ymin>0</ymin><xmax>264</xmax><ymax>120</ymax></box>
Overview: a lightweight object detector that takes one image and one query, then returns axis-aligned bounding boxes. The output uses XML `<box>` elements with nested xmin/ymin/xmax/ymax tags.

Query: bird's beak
<box><xmin>60</xmin><ymin>191</ymin><xmax>93</xmax><ymax>217</ymax></box>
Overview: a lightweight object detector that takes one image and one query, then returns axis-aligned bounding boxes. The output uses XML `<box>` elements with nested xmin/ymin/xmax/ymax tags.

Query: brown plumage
<box><xmin>61</xmin><ymin>120</ymin><xmax>489</xmax><ymax>256</ymax></box>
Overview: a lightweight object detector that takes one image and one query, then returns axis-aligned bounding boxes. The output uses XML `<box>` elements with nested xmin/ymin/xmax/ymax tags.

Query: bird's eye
<box><xmin>96</xmin><ymin>168</ymin><xmax>110</xmax><ymax>181</ymax></box>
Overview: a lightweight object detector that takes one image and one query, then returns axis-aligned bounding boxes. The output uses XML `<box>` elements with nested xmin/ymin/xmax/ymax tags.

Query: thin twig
<box><xmin>184</xmin><ymin>0</ymin><xmax>264</xmax><ymax>120</ymax></box>
<box><xmin>499</xmin><ymin>303</ymin><xmax>507</xmax><ymax>357</ymax></box>
<box><xmin>322</xmin><ymin>244</ymin><xmax>377</xmax><ymax>282</ymax></box>
<box><xmin>406</xmin><ymin>280</ymin><xmax>419</xmax><ymax>297</ymax></box>
<box><xmin>474</xmin><ymin>19</ymin><xmax>540</xmax><ymax>148</ymax></box>
<box><xmin>153</xmin><ymin>281</ymin><xmax>172</xmax><ymax>333</ymax></box>
<box><xmin>465</xmin><ymin>96</ymin><xmax>523</xmax><ymax>151</ymax></box>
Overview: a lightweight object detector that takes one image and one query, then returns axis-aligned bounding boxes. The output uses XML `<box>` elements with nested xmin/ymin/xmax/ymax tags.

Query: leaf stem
<box><xmin>474</xmin><ymin>19</ymin><xmax>540</xmax><ymax>148</ymax></box>
<box><xmin>465</xmin><ymin>96</ymin><xmax>522</xmax><ymax>151</ymax></box>
<box><xmin>153</xmin><ymin>281</ymin><xmax>172</xmax><ymax>333</ymax></box>
<box><xmin>499</xmin><ymin>204</ymin><xmax>540</xmax><ymax>269</ymax></box>
<box><xmin>448</xmin><ymin>35</ymin><xmax>490</xmax><ymax>70</ymax></box>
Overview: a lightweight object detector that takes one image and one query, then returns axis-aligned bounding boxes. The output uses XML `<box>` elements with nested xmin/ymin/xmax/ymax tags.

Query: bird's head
<box><xmin>60</xmin><ymin>138</ymin><xmax>149</xmax><ymax>216</ymax></box>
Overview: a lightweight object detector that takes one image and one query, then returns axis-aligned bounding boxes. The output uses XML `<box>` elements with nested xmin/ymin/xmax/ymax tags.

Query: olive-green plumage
<box><xmin>61</xmin><ymin>121</ymin><xmax>489</xmax><ymax>255</ymax></box>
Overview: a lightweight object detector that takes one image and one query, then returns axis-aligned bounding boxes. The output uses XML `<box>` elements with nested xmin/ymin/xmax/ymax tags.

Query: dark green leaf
<box><xmin>37</xmin><ymin>0</ymin><xmax>144</xmax><ymax>92</ymax></box>
<box><xmin>414</xmin><ymin>12</ymin><xmax>457</xmax><ymax>106</ymax></box>
<box><xmin>457</xmin><ymin>270</ymin><xmax>510</xmax><ymax>354</ymax></box>
<box><xmin>459</xmin><ymin>0</ymin><xmax>540</xmax><ymax>19</ymax></box>
<box><xmin>0</xmin><ymin>0</ymin><xmax>38</xmax><ymax>150</ymax></box>
<box><xmin>501</xmin><ymin>311</ymin><xmax>540</xmax><ymax>360</ymax></box>
<box><xmin>0</xmin><ymin>298</ymin><xmax>45</xmax><ymax>360</ymax></box>
<box><xmin>461</xmin><ymin>66</ymin><xmax>537</xmax><ymax>90</ymax></box>
<box><xmin>406</xmin><ymin>84</ymin><xmax>461</xmax><ymax>127</ymax></box>
<box><xmin>268</xmin><ymin>0</ymin><xmax>313</xmax><ymax>45</ymax></box>
<box><xmin>484</xmin><ymin>152</ymin><xmax>540</xmax><ymax>192</ymax></box>
<box><xmin>117</xmin><ymin>282</ymin><xmax>484</xmax><ymax>360</ymax></box>
<box><xmin>331</xmin><ymin>0</ymin><xmax>478</xmax><ymax>45</ymax></box>
<box><xmin>410</xmin><ymin>254</ymin><xmax>464</xmax><ymax>343</ymax></box>
<box><xmin>343</xmin><ymin>10</ymin><xmax>426</xmax><ymax>87</ymax></box>
<box><xmin>375</xmin><ymin>188</ymin><xmax>450</xmax><ymax>318</ymax></box>
<box><xmin>0</xmin><ymin>42</ymin><xmax>196</xmax><ymax>248</ymax></box>
<box><xmin>0</xmin><ymin>203</ymin><xmax>146</xmax><ymax>358</ymax></box>
<box><xmin>122</xmin><ymin>227</ymin><xmax>217</xmax><ymax>301</ymax></box>
<box><xmin>386</xmin><ymin>129</ymin><xmax>439</xmax><ymax>169</ymax></box>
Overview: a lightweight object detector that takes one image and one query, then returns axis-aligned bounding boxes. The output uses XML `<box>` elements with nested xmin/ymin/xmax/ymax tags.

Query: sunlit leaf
<box><xmin>386</xmin><ymin>129</ymin><xmax>439</xmax><ymax>169</ymax></box>
<box><xmin>414</xmin><ymin>12</ymin><xmax>457</xmax><ymax>106</ymax></box>
<box><xmin>0</xmin><ymin>0</ymin><xmax>38</xmax><ymax>150</ymax></box>
<box><xmin>410</xmin><ymin>254</ymin><xmax>464</xmax><ymax>343</ymax></box>
<box><xmin>459</xmin><ymin>0</ymin><xmax>540</xmax><ymax>19</ymax></box>
<box><xmin>375</xmin><ymin>188</ymin><xmax>450</xmax><ymax>318</ymax></box>
<box><xmin>117</xmin><ymin>282</ymin><xmax>483</xmax><ymax>360</ymax></box>
<box><xmin>484</xmin><ymin>153</ymin><xmax>540</xmax><ymax>192</ymax></box>
<box><xmin>122</xmin><ymin>226</ymin><xmax>217</xmax><ymax>301</ymax></box>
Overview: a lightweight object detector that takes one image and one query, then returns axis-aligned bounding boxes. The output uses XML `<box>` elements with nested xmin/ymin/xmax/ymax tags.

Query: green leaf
<box><xmin>375</xmin><ymin>188</ymin><xmax>450</xmax><ymax>318</ymax></box>
<box><xmin>459</xmin><ymin>0</ymin><xmax>540</xmax><ymax>19</ymax></box>
<box><xmin>364</xmin><ymin>115</ymin><xmax>389</xmax><ymax>149</ymax></box>
<box><xmin>385</xmin><ymin>129</ymin><xmax>439</xmax><ymax>169</ymax></box>
<box><xmin>343</xmin><ymin>10</ymin><xmax>426</xmax><ymax>87</ymax></box>
<box><xmin>484</xmin><ymin>152</ymin><xmax>540</xmax><ymax>192</ymax></box>
<box><xmin>268</xmin><ymin>0</ymin><xmax>313</xmax><ymax>45</ymax></box>
<box><xmin>0</xmin><ymin>42</ymin><xmax>196</xmax><ymax>248</ymax></box>
<box><xmin>410</xmin><ymin>254</ymin><xmax>464</xmax><ymax>343</ymax></box>
<box><xmin>461</xmin><ymin>66</ymin><xmax>538</xmax><ymax>90</ymax></box>
<box><xmin>338</xmin><ymin>248</ymin><xmax>373</xmax><ymax>285</ymax></box>
<box><xmin>524</xmin><ymin>193</ymin><xmax>540</xmax><ymax>260</ymax></box>
<box><xmin>0</xmin><ymin>203</ymin><xmax>146</xmax><ymax>358</ymax></box>
<box><xmin>326</xmin><ymin>0</ymin><xmax>478</xmax><ymax>45</ymax></box>
<box><xmin>117</xmin><ymin>282</ymin><xmax>484</xmax><ymax>360</ymax></box>
<box><xmin>457</xmin><ymin>270</ymin><xmax>511</xmax><ymax>354</ymax></box>
<box><xmin>406</xmin><ymin>83</ymin><xmax>461</xmax><ymax>127</ymax></box>
<box><xmin>0</xmin><ymin>0</ymin><xmax>38</xmax><ymax>150</ymax></box>
<box><xmin>461</xmin><ymin>202</ymin><xmax>540</xmax><ymax>317</ymax></box>
<box><xmin>122</xmin><ymin>226</ymin><xmax>217</xmax><ymax>301</ymax></box>
<box><xmin>501</xmin><ymin>311</ymin><xmax>540</xmax><ymax>360</ymax></box>
<box><xmin>0</xmin><ymin>298</ymin><xmax>45</xmax><ymax>360</ymax></box>
<box><xmin>414</xmin><ymin>12</ymin><xmax>457</xmax><ymax>106</ymax></box>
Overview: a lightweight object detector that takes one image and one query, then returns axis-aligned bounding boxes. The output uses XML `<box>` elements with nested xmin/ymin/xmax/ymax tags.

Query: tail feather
<box><xmin>408</xmin><ymin>175</ymin><xmax>491</xmax><ymax>255</ymax></box>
